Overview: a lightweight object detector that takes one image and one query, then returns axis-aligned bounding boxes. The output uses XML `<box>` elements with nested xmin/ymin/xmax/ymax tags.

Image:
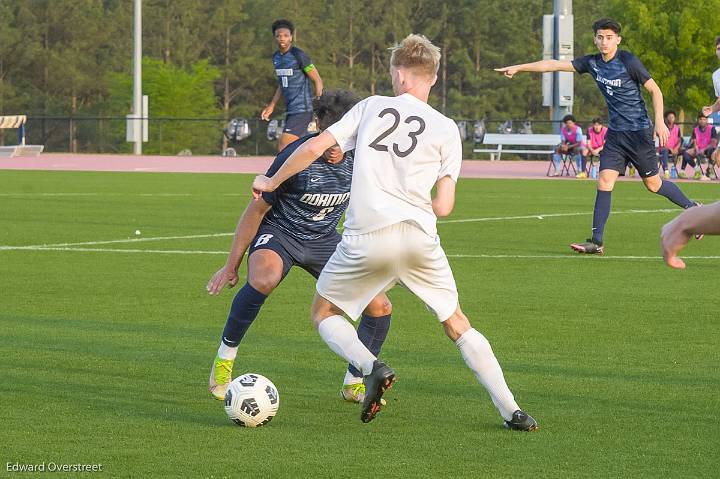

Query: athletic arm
<box><xmin>432</xmin><ymin>176</ymin><xmax>457</xmax><ymax>217</ymax></box>
<box><xmin>207</xmin><ymin>199</ymin><xmax>272</xmax><ymax>295</ymax></box>
<box><xmin>252</xmin><ymin>131</ymin><xmax>336</xmax><ymax>197</ymax></box>
<box><xmin>644</xmin><ymin>79</ymin><xmax>669</xmax><ymax>147</ymax></box>
<box><xmin>306</xmin><ymin>67</ymin><xmax>323</xmax><ymax>98</ymax></box>
<box><xmin>495</xmin><ymin>60</ymin><xmax>576</xmax><ymax>78</ymax></box>
<box><xmin>261</xmin><ymin>87</ymin><xmax>283</xmax><ymax>121</ymax></box>
<box><xmin>661</xmin><ymin>202</ymin><xmax>720</xmax><ymax>269</ymax></box>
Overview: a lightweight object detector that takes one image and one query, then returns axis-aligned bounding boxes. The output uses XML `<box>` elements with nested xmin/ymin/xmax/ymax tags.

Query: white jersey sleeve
<box><xmin>713</xmin><ymin>68</ymin><xmax>720</xmax><ymax>98</ymax></box>
<box><xmin>438</xmin><ymin>120</ymin><xmax>462</xmax><ymax>182</ymax></box>
<box><xmin>326</xmin><ymin>99</ymin><xmax>369</xmax><ymax>153</ymax></box>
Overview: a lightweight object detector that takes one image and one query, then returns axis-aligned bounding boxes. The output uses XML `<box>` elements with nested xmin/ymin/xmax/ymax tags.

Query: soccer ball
<box><xmin>223</xmin><ymin>373</ymin><xmax>280</xmax><ymax>428</ymax></box>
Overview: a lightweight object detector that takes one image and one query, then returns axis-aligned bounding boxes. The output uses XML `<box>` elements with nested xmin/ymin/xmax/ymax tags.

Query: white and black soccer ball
<box><xmin>223</xmin><ymin>373</ymin><xmax>280</xmax><ymax>428</ymax></box>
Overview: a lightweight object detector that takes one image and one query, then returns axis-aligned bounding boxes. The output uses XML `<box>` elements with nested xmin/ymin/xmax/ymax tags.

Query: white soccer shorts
<box><xmin>316</xmin><ymin>221</ymin><xmax>459</xmax><ymax>322</ymax></box>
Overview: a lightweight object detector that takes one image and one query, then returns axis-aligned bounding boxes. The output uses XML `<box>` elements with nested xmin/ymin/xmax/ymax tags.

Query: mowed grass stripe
<box><xmin>1</xmin><ymin>170</ymin><xmax>718</xmax><ymax>478</ymax></box>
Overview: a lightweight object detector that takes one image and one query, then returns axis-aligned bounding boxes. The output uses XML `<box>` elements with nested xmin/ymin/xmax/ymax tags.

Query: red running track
<box><xmin>0</xmin><ymin>152</ymin><xmax>653</xmax><ymax>180</ymax></box>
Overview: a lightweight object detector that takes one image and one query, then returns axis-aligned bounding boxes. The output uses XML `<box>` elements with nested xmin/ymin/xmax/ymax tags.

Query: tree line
<box><xmin>0</xmin><ymin>0</ymin><xmax>717</xmax><ymax>155</ymax></box>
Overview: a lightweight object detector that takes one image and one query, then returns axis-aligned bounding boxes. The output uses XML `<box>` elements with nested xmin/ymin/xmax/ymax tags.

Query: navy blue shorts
<box><xmin>283</xmin><ymin>112</ymin><xmax>313</xmax><ymax>137</ymax></box>
<box><xmin>600</xmin><ymin>127</ymin><xmax>659</xmax><ymax>178</ymax></box>
<box><xmin>248</xmin><ymin>224</ymin><xmax>341</xmax><ymax>279</ymax></box>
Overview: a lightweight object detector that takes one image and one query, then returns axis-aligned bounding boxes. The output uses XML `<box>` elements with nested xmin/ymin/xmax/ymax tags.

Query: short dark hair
<box><xmin>716</xmin><ymin>35</ymin><xmax>720</xmax><ymax>46</ymax></box>
<box><xmin>314</xmin><ymin>90</ymin><xmax>361</xmax><ymax>130</ymax></box>
<box><xmin>592</xmin><ymin>19</ymin><xmax>621</xmax><ymax>35</ymax></box>
<box><xmin>698</xmin><ymin>112</ymin><xmax>708</xmax><ymax>119</ymax></box>
<box><xmin>591</xmin><ymin>117</ymin><xmax>603</xmax><ymax>124</ymax></box>
<box><xmin>665</xmin><ymin>110</ymin><xmax>676</xmax><ymax>118</ymax></box>
<box><xmin>562</xmin><ymin>114</ymin><xmax>575</xmax><ymax>123</ymax></box>
<box><xmin>271</xmin><ymin>19</ymin><xmax>294</xmax><ymax>36</ymax></box>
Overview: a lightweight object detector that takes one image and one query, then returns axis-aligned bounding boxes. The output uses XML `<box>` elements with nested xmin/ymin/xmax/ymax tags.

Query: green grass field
<box><xmin>2</xmin><ymin>170</ymin><xmax>719</xmax><ymax>478</ymax></box>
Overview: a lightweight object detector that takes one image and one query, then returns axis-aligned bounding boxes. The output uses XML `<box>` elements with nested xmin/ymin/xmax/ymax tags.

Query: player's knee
<box><xmin>643</xmin><ymin>175</ymin><xmax>662</xmax><ymax>192</ymax></box>
<box><xmin>310</xmin><ymin>294</ymin><xmax>344</xmax><ymax>329</ymax></box>
<box><xmin>248</xmin><ymin>274</ymin><xmax>281</xmax><ymax>295</ymax></box>
<box><xmin>364</xmin><ymin>295</ymin><xmax>392</xmax><ymax>317</ymax></box>
<box><xmin>597</xmin><ymin>179</ymin><xmax>614</xmax><ymax>191</ymax></box>
<box><xmin>441</xmin><ymin>308</ymin><xmax>471</xmax><ymax>342</ymax></box>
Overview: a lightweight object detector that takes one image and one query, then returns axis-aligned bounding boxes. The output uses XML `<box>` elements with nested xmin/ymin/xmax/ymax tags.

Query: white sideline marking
<box><xmin>1</xmin><ymin>245</ymin><xmax>719</xmax><ymax>261</ymax></box>
<box><xmin>1</xmin><ymin>232</ymin><xmax>234</xmax><ymax>250</ymax></box>
<box><xmin>438</xmin><ymin>208</ymin><xmax>677</xmax><ymax>224</ymax></box>
<box><xmin>0</xmin><ymin>246</ymin><xmax>229</xmax><ymax>255</ymax></box>
<box><xmin>0</xmin><ymin>207</ymin><xmax>700</xmax><ymax>253</ymax></box>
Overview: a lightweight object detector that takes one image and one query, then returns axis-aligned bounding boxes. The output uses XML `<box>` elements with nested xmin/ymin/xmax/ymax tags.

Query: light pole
<box><xmin>552</xmin><ymin>0</ymin><xmax>573</xmax><ymax>129</ymax></box>
<box><xmin>132</xmin><ymin>0</ymin><xmax>142</xmax><ymax>155</ymax></box>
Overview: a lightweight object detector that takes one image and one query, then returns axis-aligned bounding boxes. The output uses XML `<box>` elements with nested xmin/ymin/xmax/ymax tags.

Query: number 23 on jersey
<box><xmin>368</xmin><ymin>108</ymin><xmax>426</xmax><ymax>157</ymax></box>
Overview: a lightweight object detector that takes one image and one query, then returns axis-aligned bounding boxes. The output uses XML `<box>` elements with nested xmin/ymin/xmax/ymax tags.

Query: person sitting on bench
<box><xmin>658</xmin><ymin>111</ymin><xmax>682</xmax><ymax>179</ymax></box>
<box><xmin>679</xmin><ymin>113</ymin><xmax>718</xmax><ymax>180</ymax></box>
<box><xmin>551</xmin><ymin>114</ymin><xmax>586</xmax><ymax>177</ymax></box>
<box><xmin>584</xmin><ymin>117</ymin><xmax>607</xmax><ymax>175</ymax></box>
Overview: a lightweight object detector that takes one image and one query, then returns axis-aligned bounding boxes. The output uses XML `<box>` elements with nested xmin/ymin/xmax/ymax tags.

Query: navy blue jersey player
<box><xmin>208</xmin><ymin>90</ymin><xmax>391</xmax><ymax>403</ymax></box>
<box><xmin>261</xmin><ymin>19</ymin><xmax>324</xmax><ymax>152</ymax></box>
<box><xmin>497</xmin><ymin>18</ymin><xmax>699</xmax><ymax>254</ymax></box>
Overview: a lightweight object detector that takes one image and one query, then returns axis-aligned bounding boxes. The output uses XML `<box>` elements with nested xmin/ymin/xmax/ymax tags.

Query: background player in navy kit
<box><xmin>261</xmin><ymin>19</ymin><xmax>323</xmax><ymax>152</ymax></box>
<box><xmin>496</xmin><ymin>18</ymin><xmax>698</xmax><ymax>254</ymax></box>
<box><xmin>208</xmin><ymin>90</ymin><xmax>392</xmax><ymax>402</ymax></box>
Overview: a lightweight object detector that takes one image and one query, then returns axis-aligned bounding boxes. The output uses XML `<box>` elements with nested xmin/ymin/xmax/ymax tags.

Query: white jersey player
<box><xmin>252</xmin><ymin>34</ymin><xmax>537</xmax><ymax>430</ymax></box>
<box><xmin>703</xmin><ymin>35</ymin><xmax>720</xmax><ymax>117</ymax></box>
<box><xmin>703</xmin><ymin>36</ymin><xmax>720</xmax><ymax>166</ymax></box>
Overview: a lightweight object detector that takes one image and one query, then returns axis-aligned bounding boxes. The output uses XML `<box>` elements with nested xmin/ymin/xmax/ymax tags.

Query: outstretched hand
<box><xmin>494</xmin><ymin>66</ymin><xmax>518</xmax><ymax>79</ymax></box>
<box><xmin>260</xmin><ymin>104</ymin><xmax>274</xmax><ymax>121</ymax></box>
<box><xmin>207</xmin><ymin>266</ymin><xmax>240</xmax><ymax>295</ymax></box>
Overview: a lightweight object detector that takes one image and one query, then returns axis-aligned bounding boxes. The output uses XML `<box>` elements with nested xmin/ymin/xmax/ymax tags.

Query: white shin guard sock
<box><xmin>318</xmin><ymin>315</ymin><xmax>376</xmax><ymax>376</ymax></box>
<box><xmin>456</xmin><ymin>328</ymin><xmax>520</xmax><ymax>421</ymax></box>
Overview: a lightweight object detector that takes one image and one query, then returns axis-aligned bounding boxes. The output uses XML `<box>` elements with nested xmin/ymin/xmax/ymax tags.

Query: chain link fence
<box><xmin>0</xmin><ymin>116</ymin><xmax>704</xmax><ymax>159</ymax></box>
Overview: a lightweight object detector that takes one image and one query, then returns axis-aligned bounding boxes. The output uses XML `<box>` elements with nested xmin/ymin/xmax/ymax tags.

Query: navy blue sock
<box><xmin>656</xmin><ymin>179</ymin><xmax>694</xmax><ymax>209</ymax></box>
<box><xmin>347</xmin><ymin>314</ymin><xmax>391</xmax><ymax>378</ymax></box>
<box><xmin>221</xmin><ymin>283</ymin><xmax>267</xmax><ymax>347</ymax></box>
<box><xmin>591</xmin><ymin>190</ymin><xmax>612</xmax><ymax>245</ymax></box>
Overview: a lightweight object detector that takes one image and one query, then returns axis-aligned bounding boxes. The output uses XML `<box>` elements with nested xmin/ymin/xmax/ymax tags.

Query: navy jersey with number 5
<box><xmin>572</xmin><ymin>50</ymin><xmax>652</xmax><ymax>131</ymax></box>
<box><xmin>261</xmin><ymin>133</ymin><xmax>353</xmax><ymax>241</ymax></box>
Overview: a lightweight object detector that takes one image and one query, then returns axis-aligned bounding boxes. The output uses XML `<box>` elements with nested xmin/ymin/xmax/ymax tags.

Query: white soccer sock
<box><xmin>343</xmin><ymin>370</ymin><xmax>363</xmax><ymax>385</ymax></box>
<box><xmin>456</xmin><ymin>328</ymin><xmax>520</xmax><ymax>421</ymax></box>
<box><xmin>318</xmin><ymin>315</ymin><xmax>376</xmax><ymax>376</ymax></box>
<box><xmin>217</xmin><ymin>342</ymin><xmax>238</xmax><ymax>361</ymax></box>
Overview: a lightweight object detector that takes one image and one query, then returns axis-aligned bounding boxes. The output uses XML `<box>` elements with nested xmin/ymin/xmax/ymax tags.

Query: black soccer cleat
<box><xmin>504</xmin><ymin>410</ymin><xmax>538</xmax><ymax>432</ymax></box>
<box><xmin>360</xmin><ymin>360</ymin><xmax>396</xmax><ymax>423</ymax></box>
<box><xmin>570</xmin><ymin>238</ymin><xmax>604</xmax><ymax>255</ymax></box>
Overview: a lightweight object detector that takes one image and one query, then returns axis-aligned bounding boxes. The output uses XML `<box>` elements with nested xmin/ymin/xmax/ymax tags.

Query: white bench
<box><xmin>0</xmin><ymin>115</ymin><xmax>44</xmax><ymax>157</ymax></box>
<box><xmin>473</xmin><ymin>133</ymin><xmax>558</xmax><ymax>161</ymax></box>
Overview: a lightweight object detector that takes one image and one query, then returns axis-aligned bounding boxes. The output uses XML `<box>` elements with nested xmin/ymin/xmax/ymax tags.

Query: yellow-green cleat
<box><xmin>209</xmin><ymin>355</ymin><xmax>234</xmax><ymax>401</ymax></box>
<box><xmin>341</xmin><ymin>382</ymin><xmax>386</xmax><ymax>406</ymax></box>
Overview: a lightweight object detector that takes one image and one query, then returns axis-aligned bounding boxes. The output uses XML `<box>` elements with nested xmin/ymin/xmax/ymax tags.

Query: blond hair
<box><xmin>389</xmin><ymin>34</ymin><xmax>441</xmax><ymax>77</ymax></box>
